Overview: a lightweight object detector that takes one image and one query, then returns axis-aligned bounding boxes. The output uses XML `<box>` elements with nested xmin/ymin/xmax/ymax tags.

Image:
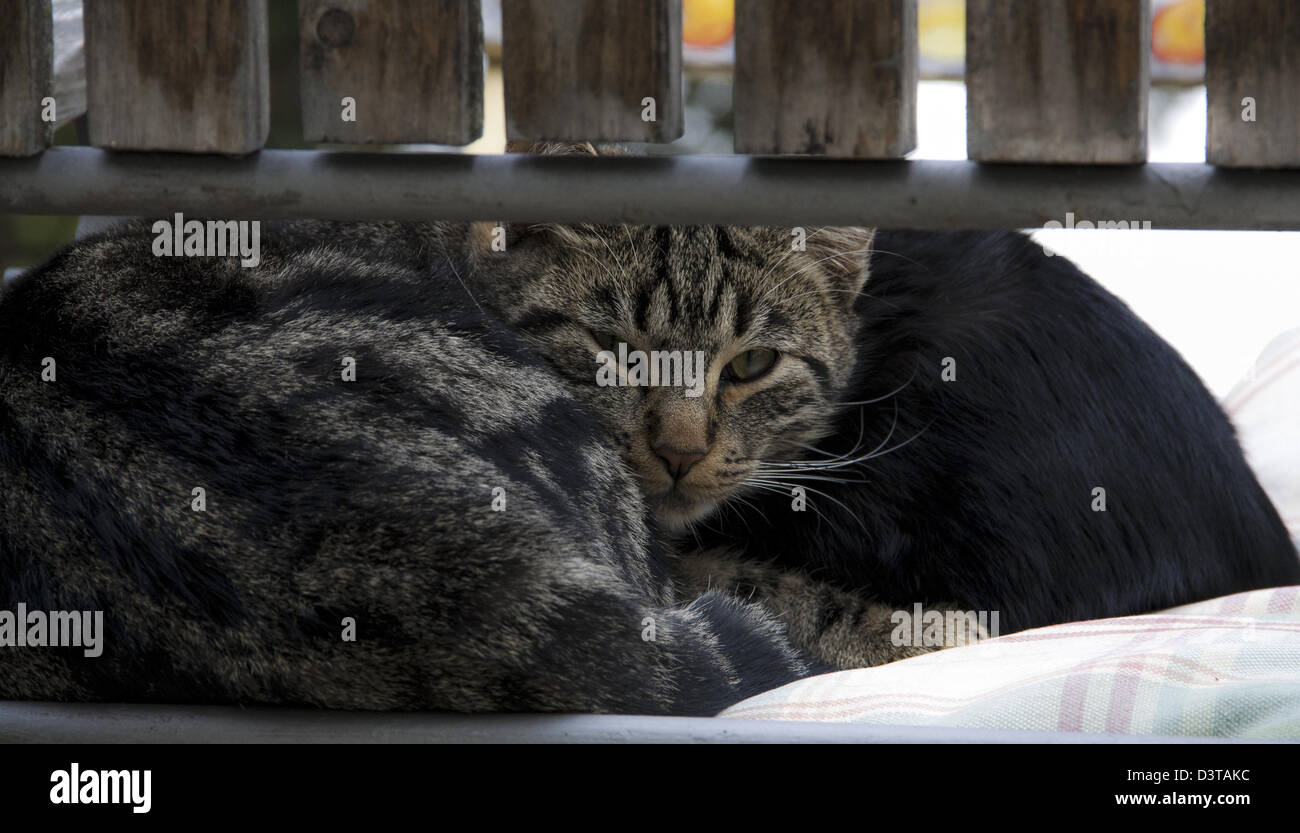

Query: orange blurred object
<box><xmin>1152</xmin><ymin>0</ymin><xmax>1205</xmax><ymax>64</ymax></box>
<box><xmin>683</xmin><ymin>0</ymin><xmax>734</xmax><ymax>48</ymax></box>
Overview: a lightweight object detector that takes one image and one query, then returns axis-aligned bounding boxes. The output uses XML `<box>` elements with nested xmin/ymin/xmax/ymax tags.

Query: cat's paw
<box><xmin>672</xmin><ymin>548</ymin><xmax>754</xmax><ymax>601</ymax></box>
<box><xmin>816</xmin><ymin>601</ymin><xmax>986</xmax><ymax>669</ymax></box>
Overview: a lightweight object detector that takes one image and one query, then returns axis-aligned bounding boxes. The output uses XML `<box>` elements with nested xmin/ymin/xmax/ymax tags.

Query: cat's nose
<box><xmin>654</xmin><ymin>446</ymin><xmax>707</xmax><ymax>481</ymax></box>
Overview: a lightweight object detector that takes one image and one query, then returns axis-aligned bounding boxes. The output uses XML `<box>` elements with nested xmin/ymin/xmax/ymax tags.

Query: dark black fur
<box><xmin>699</xmin><ymin>230</ymin><xmax>1300</xmax><ymax>632</ymax></box>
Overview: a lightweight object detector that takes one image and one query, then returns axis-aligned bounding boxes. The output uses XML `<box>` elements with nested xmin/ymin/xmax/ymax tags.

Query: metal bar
<box><xmin>2</xmin><ymin>147</ymin><xmax>1299</xmax><ymax>230</ymax></box>
<box><xmin>0</xmin><ymin>702</ymin><xmax>1259</xmax><ymax>744</ymax></box>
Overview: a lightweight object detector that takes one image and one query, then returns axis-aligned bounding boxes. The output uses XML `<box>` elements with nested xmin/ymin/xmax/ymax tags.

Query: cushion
<box><xmin>1223</xmin><ymin>326</ymin><xmax>1300</xmax><ymax>546</ymax></box>
<box><xmin>720</xmin><ymin>586</ymin><xmax>1300</xmax><ymax>738</ymax></box>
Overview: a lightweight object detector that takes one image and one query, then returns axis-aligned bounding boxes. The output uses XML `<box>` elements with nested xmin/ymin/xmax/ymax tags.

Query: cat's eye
<box><xmin>589</xmin><ymin>330</ymin><xmax>620</xmax><ymax>352</ymax></box>
<box><xmin>725</xmin><ymin>348</ymin><xmax>778</xmax><ymax>382</ymax></box>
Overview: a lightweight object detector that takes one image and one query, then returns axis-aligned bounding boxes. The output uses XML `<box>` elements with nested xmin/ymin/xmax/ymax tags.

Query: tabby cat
<box><xmin>0</xmin><ymin>211</ymin><xmax>951</xmax><ymax>716</ymax></box>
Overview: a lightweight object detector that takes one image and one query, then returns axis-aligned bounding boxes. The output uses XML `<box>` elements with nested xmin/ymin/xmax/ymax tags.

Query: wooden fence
<box><xmin>1</xmin><ymin>0</ymin><xmax>1298</xmax><ymax>228</ymax></box>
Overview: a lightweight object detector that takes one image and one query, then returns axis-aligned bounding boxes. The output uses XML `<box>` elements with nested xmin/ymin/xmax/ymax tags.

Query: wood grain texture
<box><xmin>84</xmin><ymin>0</ymin><xmax>270</xmax><ymax>154</ymax></box>
<box><xmin>502</xmin><ymin>0</ymin><xmax>683</xmax><ymax>143</ymax></box>
<box><xmin>299</xmin><ymin>0</ymin><xmax>483</xmax><ymax>145</ymax></box>
<box><xmin>734</xmin><ymin>0</ymin><xmax>917</xmax><ymax>158</ymax></box>
<box><xmin>966</xmin><ymin>0</ymin><xmax>1149</xmax><ymax>164</ymax></box>
<box><xmin>1206</xmin><ymin>1</ymin><xmax>1300</xmax><ymax>168</ymax></box>
<box><xmin>0</xmin><ymin>0</ymin><xmax>53</xmax><ymax>157</ymax></box>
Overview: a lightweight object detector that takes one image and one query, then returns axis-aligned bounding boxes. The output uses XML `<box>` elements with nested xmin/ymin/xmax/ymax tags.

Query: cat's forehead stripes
<box><xmin>519</xmin><ymin>223</ymin><xmax>851</xmax><ymax>366</ymax></box>
<box><xmin>629</xmin><ymin>226</ymin><xmax>785</xmax><ymax>350</ymax></box>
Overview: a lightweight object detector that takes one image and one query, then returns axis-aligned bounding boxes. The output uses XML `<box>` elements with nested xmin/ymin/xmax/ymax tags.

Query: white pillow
<box><xmin>1223</xmin><ymin>327</ymin><xmax>1300</xmax><ymax>548</ymax></box>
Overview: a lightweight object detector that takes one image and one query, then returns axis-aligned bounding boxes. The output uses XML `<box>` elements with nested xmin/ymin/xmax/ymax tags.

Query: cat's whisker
<box><xmin>731</xmin><ymin>493</ymin><xmax>763</xmax><ymax>518</ymax></box>
<box><xmin>863</xmin><ymin>246</ymin><xmax>939</xmax><ymax>276</ymax></box>
<box><xmin>442</xmin><ymin>253</ymin><xmax>483</xmax><ymax>314</ymax></box>
<box><xmin>777</xmin><ymin>409</ymin><xmax>868</xmax><ymax>468</ymax></box>
<box><xmin>775</xmin><ymin>287</ymin><xmax>896</xmax><ymax>310</ymax></box>
<box><xmin>753</xmin><ymin>469</ymin><xmax>867</xmax><ymax>485</ymax></box>
<box><xmin>789</xmin><ymin>407</ymin><xmax>870</xmax><ymax>466</ymax></box>
<box><xmin>756</xmin><ymin>246</ymin><xmax>873</xmax><ymax>307</ymax></box>
<box><xmin>752</xmin><ymin>227</ymin><xmax>862</xmax><ymax>294</ymax></box>
<box><xmin>761</xmin><ymin>241</ymin><xmax>934</xmax><ymax>312</ymax></box>
<box><xmin>717</xmin><ymin>492</ymin><xmax>757</xmax><ymax>537</ymax></box>
<box><xmin>744</xmin><ymin>477</ymin><xmax>867</xmax><ymax>533</ymax></box>
<box><xmin>566</xmin><ymin>245</ymin><xmax>624</xmax><ymax>287</ymax></box>
<box><xmin>593</xmin><ymin>229</ymin><xmax>633</xmax><ymax>284</ymax></box>
<box><xmin>795</xmin><ymin>442</ymin><xmax>842</xmax><ymax>458</ymax></box>
<box><xmin>836</xmin><ymin>365</ymin><xmax>918</xmax><ymax>407</ymax></box>
<box><xmin>750</xmin><ymin>226</ymin><xmax>849</xmax><ymax>290</ymax></box>
<box><xmin>741</xmin><ymin>480</ymin><xmax>834</xmax><ymax>531</ymax></box>
<box><xmin>782</xmin><ymin>484</ymin><xmax>865</xmax><ymax>532</ymax></box>
<box><xmin>686</xmin><ymin>515</ymin><xmax>705</xmax><ymax>552</ymax></box>
<box><xmin>757</xmin><ymin>402</ymin><xmax>900</xmax><ymax>473</ymax></box>
<box><xmin>619</xmin><ymin>225</ymin><xmax>643</xmax><ymax>277</ymax></box>
<box><xmin>785</xmin><ymin>420</ymin><xmax>932</xmax><ymax>476</ymax></box>
<box><xmin>751</xmin><ymin>409</ymin><xmax>931</xmax><ymax>500</ymax></box>
<box><xmin>746</xmin><ymin>475</ymin><xmax>853</xmax><ymax>506</ymax></box>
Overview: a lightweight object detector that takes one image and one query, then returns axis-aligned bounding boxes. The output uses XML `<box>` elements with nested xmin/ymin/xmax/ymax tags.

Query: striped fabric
<box><xmin>720</xmin><ymin>586</ymin><xmax>1300</xmax><ymax>739</ymax></box>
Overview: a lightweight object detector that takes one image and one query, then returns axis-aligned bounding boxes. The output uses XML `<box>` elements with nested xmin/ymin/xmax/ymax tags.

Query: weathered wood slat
<box><xmin>299</xmin><ymin>0</ymin><xmax>483</xmax><ymax>145</ymax></box>
<box><xmin>734</xmin><ymin>0</ymin><xmax>917</xmax><ymax>158</ymax></box>
<box><xmin>1206</xmin><ymin>1</ymin><xmax>1300</xmax><ymax>168</ymax></box>
<box><xmin>966</xmin><ymin>0</ymin><xmax>1149</xmax><ymax>164</ymax></box>
<box><xmin>0</xmin><ymin>0</ymin><xmax>54</xmax><ymax>157</ymax></box>
<box><xmin>502</xmin><ymin>0</ymin><xmax>682</xmax><ymax>143</ymax></box>
<box><xmin>84</xmin><ymin>0</ymin><xmax>270</xmax><ymax>154</ymax></box>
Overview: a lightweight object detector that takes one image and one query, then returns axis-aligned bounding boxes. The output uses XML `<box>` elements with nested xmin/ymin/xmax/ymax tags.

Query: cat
<box><xmin>463</xmin><ymin>142</ymin><xmax>1298</xmax><ymax>634</ymax></box>
<box><xmin>684</xmin><ymin>228</ymin><xmax>1300</xmax><ymax>632</ymax></box>
<box><xmin>0</xmin><ymin>214</ymin><xmax>950</xmax><ymax>716</ymax></box>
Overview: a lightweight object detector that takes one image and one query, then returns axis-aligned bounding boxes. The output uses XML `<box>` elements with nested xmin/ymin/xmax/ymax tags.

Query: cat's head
<box><xmin>469</xmin><ymin>147</ymin><xmax>872</xmax><ymax>531</ymax></box>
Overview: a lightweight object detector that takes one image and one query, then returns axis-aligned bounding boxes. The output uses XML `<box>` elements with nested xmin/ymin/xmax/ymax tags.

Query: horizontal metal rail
<box><xmin>1</xmin><ymin>146</ymin><xmax>1299</xmax><ymax>230</ymax></box>
<box><xmin>0</xmin><ymin>702</ymin><xmax>1258</xmax><ymax>743</ymax></box>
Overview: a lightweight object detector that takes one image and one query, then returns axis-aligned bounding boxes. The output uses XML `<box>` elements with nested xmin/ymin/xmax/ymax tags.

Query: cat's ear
<box><xmin>468</xmin><ymin>220</ymin><xmax>594</xmax><ymax>258</ymax></box>
<box><xmin>471</xmin><ymin>143</ymin><xmax>624</xmax><ymax>257</ymax></box>
<box><xmin>804</xmin><ymin>226</ymin><xmax>875</xmax><ymax>310</ymax></box>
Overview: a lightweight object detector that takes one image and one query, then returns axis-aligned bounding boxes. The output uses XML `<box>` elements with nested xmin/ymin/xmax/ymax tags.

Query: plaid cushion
<box><xmin>720</xmin><ymin>586</ymin><xmax>1300</xmax><ymax>738</ymax></box>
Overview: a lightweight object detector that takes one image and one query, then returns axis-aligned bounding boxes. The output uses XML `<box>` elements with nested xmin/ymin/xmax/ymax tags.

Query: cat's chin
<box><xmin>650</xmin><ymin>491</ymin><xmax>719</xmax><ymax>532</ymax></box>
